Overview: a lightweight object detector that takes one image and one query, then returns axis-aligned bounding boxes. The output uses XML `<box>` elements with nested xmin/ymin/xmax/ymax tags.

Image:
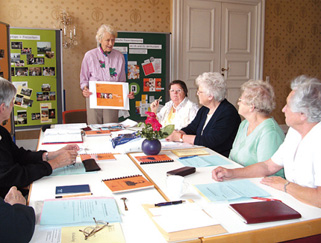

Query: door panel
<box><xmin>182</xmin><ymin>0</ymin><xmax>221</xmax><ymax>104</ymax></box>
<box><xmin>174</xmin><ymin>0</ymin><xmax>263</xmax><ymax>108</ymax></box>
<box><xmin>221</xmin><ymin>3</ymin><xmax>257</xmax><ymax>106</ymax></box>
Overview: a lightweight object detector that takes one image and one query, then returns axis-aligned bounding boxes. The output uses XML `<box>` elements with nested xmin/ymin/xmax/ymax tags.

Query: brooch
<box><xmin>99</xmin><ymin>60</ymin><xmax>105</xmax><ymax>68</ymax></box>
<box><xmin>109</xmin><ymin>68</ymin><xmax>117</xmax><ymax>77</ymax></box>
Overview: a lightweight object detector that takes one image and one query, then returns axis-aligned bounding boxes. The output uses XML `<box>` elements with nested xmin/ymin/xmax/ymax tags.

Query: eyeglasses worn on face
<box><xmin>79</xmin><ymin>217</ymin><xmax>109</xmax><ymax>240</ymax></box>
<box><xmin>170</xmin><ymin>89</ymin><xmax>182</xmax><ymax>93</ymax></box>
<box><xmin>197</xmin><ymin>90</ymin><xmax>205</xmax><ymax>95</ymax></box>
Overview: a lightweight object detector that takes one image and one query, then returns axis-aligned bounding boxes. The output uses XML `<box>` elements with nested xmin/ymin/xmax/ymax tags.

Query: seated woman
<box><xmin>229</xmin><ymin>80</ymin><xmax>285</xmax><ymax>177</ymax></box>
<box><xmin>150</xmin><ymin>80</ymin><xmax>199</xmax><ymax>130</ymax></box>
<box><xmin>166</xmin><ymin>72</ymin><xmax>241</xmax><ymax>157</ymax></box>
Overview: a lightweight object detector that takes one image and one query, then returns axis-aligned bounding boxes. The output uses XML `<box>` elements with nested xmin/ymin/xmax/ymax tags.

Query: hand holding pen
<box><xmin>150</xmin><ymin>96</ymin><xmax>162</xmax><ymax>113</ymax></box>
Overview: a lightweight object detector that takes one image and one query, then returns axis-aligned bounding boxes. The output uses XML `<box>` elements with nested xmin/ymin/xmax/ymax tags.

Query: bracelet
<box><xmin>45</xmin><ymin>152</ymin><xmax>49</xmax><ymax>161</ymax></box>
<box><xmin>284</xmin><ymin>181</ymin><xmax>290</xmax><ymax>193</ymax></box>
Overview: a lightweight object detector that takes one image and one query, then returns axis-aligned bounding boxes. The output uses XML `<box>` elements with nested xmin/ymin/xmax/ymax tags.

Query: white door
<box><xmin>172</xmin><ymin>0</ymin><xmax>264</xmax><ymax>106</ymax></box>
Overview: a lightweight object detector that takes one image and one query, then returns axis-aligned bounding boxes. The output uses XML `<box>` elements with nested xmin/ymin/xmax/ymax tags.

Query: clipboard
<box><xmin>142</xmin><ymin>204</ymin><xmax>227</xmax><ymax>241</ymax></box>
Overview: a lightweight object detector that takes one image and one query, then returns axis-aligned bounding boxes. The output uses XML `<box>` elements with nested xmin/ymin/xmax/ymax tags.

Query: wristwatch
<box><xmin>179</xmin><ymin>134</ymin><xmax>184</xmax><ymax>142</ymax></box>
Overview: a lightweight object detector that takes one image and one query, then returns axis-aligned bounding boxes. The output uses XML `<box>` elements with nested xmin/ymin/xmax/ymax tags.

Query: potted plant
<box><xmin>137</xmin><ymin>112</ymin><xmax>174</xmax><ymax>155</ymax></box>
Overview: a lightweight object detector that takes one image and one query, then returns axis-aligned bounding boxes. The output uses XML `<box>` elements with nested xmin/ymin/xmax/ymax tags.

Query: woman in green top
<box><xmin>229</xmin><ymin>80</ymin><xmax>285</xmax><ymax>178</ymax></box>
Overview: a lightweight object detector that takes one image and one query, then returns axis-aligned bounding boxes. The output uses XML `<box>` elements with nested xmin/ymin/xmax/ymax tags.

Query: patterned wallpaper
<box><xmin>264</xmin><ymin>0</ymin><xmax>321</xmax><ymax>124</ymax></box>
<box><xmin>0</xmin><ymin>0</ymin><xmax>171</xmax><ymax>111</ymax></box>
<box><xmin>1</xmin><ymin>0</ymin><xmax>320</xmax><ymax>124</ymax></box>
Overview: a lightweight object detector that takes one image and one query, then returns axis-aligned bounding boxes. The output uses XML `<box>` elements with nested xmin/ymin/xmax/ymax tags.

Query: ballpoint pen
<box><xmin>155</xmin><ymin>200</ymin><xmax>185</xmax><ymax>207</ymax></box>
<box><xmin>179</xmin><ymin>155</ymin><xmax>198</xmax><ymax>160</ymax></box>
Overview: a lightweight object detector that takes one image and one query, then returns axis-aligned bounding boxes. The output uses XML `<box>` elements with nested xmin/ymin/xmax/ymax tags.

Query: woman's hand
<box><xmin>150</xmin><ymin>100</ymin><xmax>159</xmax><ymax>113</ymax></box>
<box><xmin>4</xmin><ymin>186</ymin><xmax>26</xmax><ymax>205</ymax></box>
<box><xmin>128</xmin><ymin>92</ymin><xmax>135</xmax><ymax>99</ymax></box>
<box><xmin>82</xmin><ymin>86</ymin><xmax>92</xmax><ymax>98</ymax></box>
<box><xmin>47</xmin><ymin>145</ymin><xmax>80</xmax><ymax>170</ymax></box>
<box><xmin>260</xmin><ymin>176</ymin><xmax>286</xmax><ymax>191</ymax></box>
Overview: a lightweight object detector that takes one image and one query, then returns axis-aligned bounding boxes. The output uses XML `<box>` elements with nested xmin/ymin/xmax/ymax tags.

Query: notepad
<box><xmin>56</xmin><ymin>184</ymin><xmax>90</xmax><ymax>195</ymax></box>
<box><xmin>230</xmin><ymin>200</ymin><xmax>302</xmax><ymax>224</ymax></box>
<box><xmin>80</xmin><ymin>153</ymin><xmax>116</xmax><ymax>161</ymax></box>
<box><xmin>135</xmin><ymin>154</ymin><xmax>174</xmax><ymax>164</ymax></box>
<box><xmin>171</xmin><ymin>148</ymin><xmax>209</xmax><ymax>157</ymax></box>
<box><xmin>42</xmin><ymin>128</ymin><xmax>83</xmax><ymax>144</ymax></box>
<box><xmin>102</xmin><ymin>175</ymin><xmax>154</xmax><ymax>193</ymax></box>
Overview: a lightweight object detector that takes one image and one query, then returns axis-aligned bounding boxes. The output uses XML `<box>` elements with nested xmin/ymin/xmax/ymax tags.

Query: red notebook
<box><xmin>230</xmin><ymin>200</ymin><xmax>301</xmax><ymax>224</ymax></box>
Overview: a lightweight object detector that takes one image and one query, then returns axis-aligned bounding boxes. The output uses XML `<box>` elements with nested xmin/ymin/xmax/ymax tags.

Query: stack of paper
<box><xmin>42</xmin><ymin>128</ymin><xmax>83</xmax><ymax>144</ymax></box>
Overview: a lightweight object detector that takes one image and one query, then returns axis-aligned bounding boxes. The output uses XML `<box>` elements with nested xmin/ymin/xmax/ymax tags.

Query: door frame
<box><xmin>171</xmin><ymin>0</ymin><xmax>265</xmax><ymax>82</ymax></box>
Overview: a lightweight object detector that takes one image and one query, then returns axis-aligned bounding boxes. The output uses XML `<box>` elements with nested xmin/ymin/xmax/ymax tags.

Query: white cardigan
<box><xmin>156</xmin><ymin>97</ymin><xmax>199</xmax><ymax>130</ymax></box>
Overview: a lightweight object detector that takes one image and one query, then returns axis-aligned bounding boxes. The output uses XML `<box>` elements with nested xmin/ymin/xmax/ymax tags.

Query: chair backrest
<box><xmin>62</xmin><ymin>109</ymin><xmax>87</xmax><ymax>124</ymax></box>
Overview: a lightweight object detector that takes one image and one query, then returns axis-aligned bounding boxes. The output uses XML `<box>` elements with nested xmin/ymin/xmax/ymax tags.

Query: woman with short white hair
<box><xmin>229</xmin><ymin>80</ymin><xmax>285</xmax><ymax>177</ymax></box>
<box><xmin>80</xmin><ymin>24</ymin><xmax>134</xmax><ymax>124</ymax></box>
<box><xmin>166</xmin><ymin>72</ymin><xmax>241</xmax><ymax>157</ymax></box>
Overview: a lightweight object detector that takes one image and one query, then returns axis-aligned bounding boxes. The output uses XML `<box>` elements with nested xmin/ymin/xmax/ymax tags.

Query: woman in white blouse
<box><xmin>150</xmin><ymin>80</ymin><xmax>199</xmax><ymax>130</ymax></box>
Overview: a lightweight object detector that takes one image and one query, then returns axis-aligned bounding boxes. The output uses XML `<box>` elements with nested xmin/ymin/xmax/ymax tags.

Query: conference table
<box><xmin>28</xmin><ymin>124</ymin><xmax>321</xmax><ymax>243</ymax></box>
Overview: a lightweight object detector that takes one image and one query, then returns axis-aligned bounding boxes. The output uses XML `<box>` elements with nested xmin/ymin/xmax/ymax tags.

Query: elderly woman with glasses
<box><xmin>150</xmin><ymin>80</ymin><xmax>199</xmax><ymax>130</ymax></box>
<box><xmin>229</xmin><ymin>80</ymin><xmax>285</xmax><ymax>177</ymax></box>
<box><xmin>166</xmin><ymin>72</ymin><xmax>241</xmax><ymax>157</ymax></box>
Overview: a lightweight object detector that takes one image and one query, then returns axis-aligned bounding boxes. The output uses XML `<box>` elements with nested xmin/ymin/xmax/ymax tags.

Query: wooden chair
<box><xmin>62</xmin><ymin>109</ymin><xmax>87</xmax><ymax>124</ymax></box>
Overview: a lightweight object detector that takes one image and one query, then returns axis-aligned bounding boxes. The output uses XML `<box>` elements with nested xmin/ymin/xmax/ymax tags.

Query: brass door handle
<box><xmin>221</xmin><ymin>67</ymin><xmax>230</xmax><ymax>72</ymax></box>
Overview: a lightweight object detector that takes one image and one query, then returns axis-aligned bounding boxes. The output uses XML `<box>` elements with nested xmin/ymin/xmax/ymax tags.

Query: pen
<box><xmin>55</xmin><ymin>193</ymin><xmax>93</xmax><ymax>199</ymax></box>
<box><xmin>155</xmin><ymin>200</ymin><xmax>185</xmax><ymax>207</ymax></box>
<box><xmin>179</xmin><ymin>155</ymin><xmax>198</xmax><ymax>160</ymax></box>
<box><xmin>157</xmin><ymin>96</ymin><xmax>162</xmax><ymax>102</ymax></box>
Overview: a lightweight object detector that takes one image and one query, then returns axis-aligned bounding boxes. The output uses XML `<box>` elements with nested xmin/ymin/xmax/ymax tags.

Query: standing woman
<box><xmin>80</xmin><ymin>24</ymin><xmax>134</xmax><ymax>124</ymax></box>
<box><xmin>166</xmin><ymin>72</ymin><xmax>241</xmax><ymax>157</ymax></box>
<box><xmin>229</xmin><ymin>80</ymin><xmax>285</xmax><ymax>177</ymax></box>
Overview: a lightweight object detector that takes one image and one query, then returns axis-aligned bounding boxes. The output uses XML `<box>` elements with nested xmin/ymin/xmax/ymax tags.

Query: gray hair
<box><xmin>95</xmin><ymin>24</ymin><xmax>117</xmax><ymax>44</ymax></box>
<box><xmin>0</xmin><ymin>78</ymin><xmax>16</xmax><ymax>107</ymax></box>
<box><xmin>241</xmin><ymin>80</ymin><xmax>276</xmax><ymax>115</ymax></box>
<box><xmin>195</xmin><ymin>72</ymin><xmax>226</xmax><ymax>102</ymax></box>
<box><xmin>289</xmin><ymin>75</ymin><xmax>321</xmax><ymax>123</ymax></box>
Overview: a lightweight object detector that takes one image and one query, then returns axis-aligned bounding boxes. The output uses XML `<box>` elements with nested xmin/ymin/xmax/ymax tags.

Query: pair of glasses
<box><xmin>170</xmin><ymin>89</ymin><xmax>182</xmax><ymax>93</ymax></box>
<box><xmin>79</xmin><ymin>217</ymin><xmax>109</xmax><ymax>240</ymax></box>
<box><xmin>197</xmin><ymin>90</ymin><xmax>205</xmax><ymax>95</ymax></box>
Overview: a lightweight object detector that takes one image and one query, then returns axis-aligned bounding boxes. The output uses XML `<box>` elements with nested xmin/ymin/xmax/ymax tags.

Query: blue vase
<box><xmin>141</xmin><ymin>139</ymin><xmax>161</xmax><ymax>155</ymax></box>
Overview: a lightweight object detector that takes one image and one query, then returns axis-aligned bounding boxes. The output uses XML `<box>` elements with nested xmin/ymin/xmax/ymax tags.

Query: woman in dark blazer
<box><xmin>166</xmin><ymin>72</ymin><xmax>241</xmax><ymax>157</ymax></box>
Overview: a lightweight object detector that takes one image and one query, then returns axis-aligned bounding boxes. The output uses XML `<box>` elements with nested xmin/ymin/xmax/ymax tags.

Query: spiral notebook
<box><xmin>102</xmin><ymin>175</ymin><xmax>154</xmax><ymax>193</ymax></box>
<box><xmin>135</xmin><ymin>154</ymin><xmax>174</xmax><ymax>164</ymax></box>
<box><xmin>80</xmin><ymin>153</ymin><xmax>116</xmax><ymax>161</ymax></box>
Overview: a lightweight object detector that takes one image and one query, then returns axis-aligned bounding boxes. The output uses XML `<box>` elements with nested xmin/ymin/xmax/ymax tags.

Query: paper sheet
<box><xmin>195</xmin><ymin>180</ymin><xmax>270</xmax><ymax>201</ymax></box>
<box><xmin>40</xmin><ymin>197</ymin><xmax>121</xmax><ymax>226</ymax></box>
<box><xmin>179</xmin><ymin>155</ymin><xmax>232</xmax><ymax>167</ymax></box>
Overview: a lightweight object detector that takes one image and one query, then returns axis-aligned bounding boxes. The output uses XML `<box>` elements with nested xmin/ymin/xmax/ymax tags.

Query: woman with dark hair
<box><xmin>150</xmin><ymin>80</ymin><xmax>199</xmax><ymax>130</ymax></box>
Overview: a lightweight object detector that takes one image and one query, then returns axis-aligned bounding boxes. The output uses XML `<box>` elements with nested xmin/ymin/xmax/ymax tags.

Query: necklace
<box><xmin>173</xmin><ymin>104</ymin><xmax>177</xmax><ymax>110</ymax></box>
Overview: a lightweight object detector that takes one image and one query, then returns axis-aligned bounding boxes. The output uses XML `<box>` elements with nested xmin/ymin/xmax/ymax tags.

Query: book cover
<box><xmin>230</xmin><ymin>200</ymin><xmax>301</xmax><ymax>224</ymax></box>
<box><xmin>56</xmin><ymin>184</ymin><xmax>90</xmax><ymax>195</ymax></box>
<box><xmin>102</xmin><ymin>175</ymin><xmax>154</xmax><ymax>193</ymax></box>
<box><xmin>85</xmin><ymin>130</ymin><xmax>111</xmax><ymax>136</ymax></box>
<box><xmin>135</xmin><ymin>154</ymin><xmax>174</xmax><ymax>164</ymax></box>
<box><xmin>80</xmin><ymin>153</ymin><xmax>116</xmax><ymax>161</ymax></box>
<box><xmin>171</xmin><ymin>148</ymin><xmax>209</xmax><ymax>157</ymax></box>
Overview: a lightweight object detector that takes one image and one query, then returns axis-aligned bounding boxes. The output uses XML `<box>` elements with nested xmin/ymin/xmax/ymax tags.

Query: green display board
<box><xmin>115</xmin><ymin>32</ymin><xmax>170</xmax><ymax>122</ymax></box>
<box><xmin>10</xmin><ymin>27</ymin><xmax>63</xmax><ymax>129</ymax></box>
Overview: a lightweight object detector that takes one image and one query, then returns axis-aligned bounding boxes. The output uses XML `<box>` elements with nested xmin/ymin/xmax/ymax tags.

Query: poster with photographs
<box><xmin>10</xmin><ymin>28</ymin><xmax>61</xmax><ymax>128</ymax></box>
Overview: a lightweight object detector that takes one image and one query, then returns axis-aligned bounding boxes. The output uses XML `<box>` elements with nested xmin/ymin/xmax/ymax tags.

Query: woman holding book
<box><xmin>229</xmin><ymin>80</ymin><xmax>285</xmax><ymax>177</ymax></box>
<box><xmin>150</xmin><ymin>80</ymin><xmax>199</xmax><ymax>130</ymax></box>
<box><xmin>166</xmin><ymin>72</ymin><xmax>240</xmax><ymax>157</ymax></box>
<box><xmin>80</xmin><ymin>24</ymin><xmax>134</xmax><ymax>124</ymax></box>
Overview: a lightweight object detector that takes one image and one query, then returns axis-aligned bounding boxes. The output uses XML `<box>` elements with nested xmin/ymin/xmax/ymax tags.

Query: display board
<box><xmin>10</xmin><ymin>27</ymin><xmax>63</xmax><ymax>129</ymax></box>
<box><xmin>0</xmin><ymin>22</ymin><xmax>13</xmax><ymax>134</ymax></box>
<box><xmin>114</xmin><ymin>32</ymin><xmax>170</xmax><ymax>122</ymax></box>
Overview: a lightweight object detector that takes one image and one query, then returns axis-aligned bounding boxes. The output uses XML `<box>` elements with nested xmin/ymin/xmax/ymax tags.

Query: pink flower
<box><xmin>145</xmin><ymin>111</ymin><xmax>156</xmax><ymax>118</ymax></box>
<box><xmin>151</xmin><ymin>120</ymin><xmax>162</xmax><ymax>131</ymax></box>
